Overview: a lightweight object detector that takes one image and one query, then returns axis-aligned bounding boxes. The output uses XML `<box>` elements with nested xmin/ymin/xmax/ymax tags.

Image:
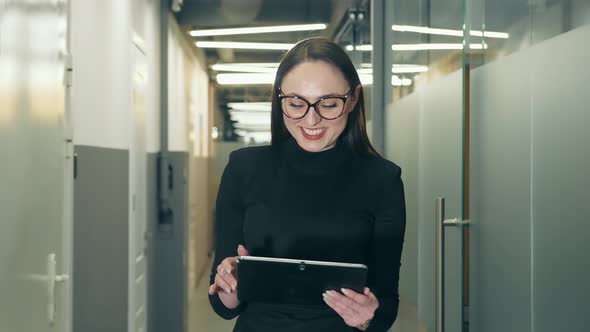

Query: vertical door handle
<box><xmin>25</xmin><ymin>253</ymin><xmax>70</xmax><ymax>324</ymax></box>
<box><xmin>47</xmin><ymin>253</ymin><xmax>69</xmax><ymax>325</ymax></box>
<box><xmin>435</xmin><ymin>197</ymin><xmax>468</xmax><ymax>332</ymax></box>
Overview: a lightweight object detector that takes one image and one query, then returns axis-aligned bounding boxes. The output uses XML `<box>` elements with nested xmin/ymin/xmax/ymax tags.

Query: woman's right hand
<box><xmin>208</xmin><ymin>244</ymin><xmax>250</xmax><ymax>309</ymax></box>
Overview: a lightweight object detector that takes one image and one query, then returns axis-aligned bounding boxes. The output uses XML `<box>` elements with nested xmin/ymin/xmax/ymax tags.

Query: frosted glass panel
<box><xmin>470</xmin><ymin>22</ymin><xmax>590</xmax><ymax>332</ymax></box>
<box><xmin>418</xmin><ymin>71</ymin><xmax>464</xmax><ymax>332</ymax></box>
<box><xmin>469</xmin><ymin>45</ymin><xmax>534</xmax><ymax>332</ymax></box>
<box><xmin>531</xmin><ymin>25</ymin><xmax>590</xmax><ymax>332</ymax></box>
<box><xmin>467</xmin><ymin>0</ymin><xmax>590</xmax><ymax>67</ymax></box>
<box><xmin>385</xmin><ymin>70</ymin><xmax>464</xmax><ymax>332</ymax></box>
<box><xmin>385</xmin><ymin>93</ymin><xmax>420</xmax><ymax>305</ymax></box>
<box><xmin>0</xmin><ymin>1</ymin><xmax>69</xmax><ymax>330</ymax></box>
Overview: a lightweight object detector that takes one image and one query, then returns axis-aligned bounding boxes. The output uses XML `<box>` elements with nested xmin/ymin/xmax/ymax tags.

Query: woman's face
<box><xmin>280</xmin><ymin>60</ymin><xmax>359</xmax><ymax>153</ymax></box>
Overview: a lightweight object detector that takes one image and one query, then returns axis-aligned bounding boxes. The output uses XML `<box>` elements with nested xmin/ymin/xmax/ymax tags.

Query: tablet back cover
<box><xmin>237</xmin><ymin>258</ymin><xmax>367</xmax><ymax>305</ymax></box>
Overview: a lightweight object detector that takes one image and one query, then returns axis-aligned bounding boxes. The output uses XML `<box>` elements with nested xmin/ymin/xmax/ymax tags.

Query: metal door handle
<box><xmin>26</xmin><ymin>253</ymin><xmax>70</xmax><ymax>324</ymax></box>
<box><xmin>435</xmin><ymin>197</ymin><xmax>469</xmax><ymax>332</ymax></box>
<box><xmin>47</xmin><ymin>253</ymin><xmax>69</xmax><ymax>325</ymax></box>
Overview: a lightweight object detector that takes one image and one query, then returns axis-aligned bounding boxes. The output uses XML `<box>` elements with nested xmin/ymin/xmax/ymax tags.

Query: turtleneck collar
<box><xmin>281</xmin><ymin>136</ymin><xmax>353</xmax><ymax>174</ymax></box>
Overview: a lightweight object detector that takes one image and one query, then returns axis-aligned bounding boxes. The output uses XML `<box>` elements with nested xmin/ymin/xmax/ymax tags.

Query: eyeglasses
<box><xmin>278</xmin><ymin>87</ymin><xmax>354</xmax><ymax>120</ymax></box>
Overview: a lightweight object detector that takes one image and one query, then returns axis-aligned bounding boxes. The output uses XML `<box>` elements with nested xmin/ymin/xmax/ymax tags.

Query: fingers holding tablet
<box><xmin>209</xmin><ymin>244</ymin><xmax>250</xmax><ymax>296</ymax></box>
<box><xmin>322</xmin><ymin>287</ymin><xmax>379</xmax><ymax>330</ymax></box>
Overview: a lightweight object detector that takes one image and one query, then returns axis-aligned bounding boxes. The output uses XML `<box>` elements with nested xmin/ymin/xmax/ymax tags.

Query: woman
<box><xmin>208</xmin><ymin>37</ymin><xmax>406</xmax><ymax>332</ymax></box>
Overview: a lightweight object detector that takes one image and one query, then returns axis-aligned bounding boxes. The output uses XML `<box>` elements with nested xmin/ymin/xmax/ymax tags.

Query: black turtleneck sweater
<box><xmin>209</xmin><ymin>138</ymin><xmax>406</xmax><ymax>332</ymax></box>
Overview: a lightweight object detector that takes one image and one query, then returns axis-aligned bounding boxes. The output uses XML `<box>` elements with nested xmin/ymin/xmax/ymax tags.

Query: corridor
<box><xmin>1</xmin><ymin>0</ymin><xmax>589</xmax><ymax>332</ymax></box>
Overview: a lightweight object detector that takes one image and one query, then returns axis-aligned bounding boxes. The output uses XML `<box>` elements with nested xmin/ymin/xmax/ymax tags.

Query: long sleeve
<box><xmin>208</xmin><ymin>151</ymin><xmax>247</xmax><ymax>319</ymax></box>
<box><xmin>364</xmin><ymin>166</ymin><xmax>406</xmax><ymax>332</ymax></box>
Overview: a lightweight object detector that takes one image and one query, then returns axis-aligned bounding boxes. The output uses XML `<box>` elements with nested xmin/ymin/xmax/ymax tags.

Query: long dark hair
<box><xmin>270</xmin><ymin>37</ymin><xmax>380</xmax><ymax>158</ymax></box>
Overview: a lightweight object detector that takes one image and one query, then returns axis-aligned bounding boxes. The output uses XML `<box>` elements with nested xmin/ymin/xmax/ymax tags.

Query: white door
<box><xmin>129</xmin><ymin>37</ymin><xmax>148</xmax><ymax>332</ymax></box>
<box><xmin>0</xmin><ymin>0</ymin><xmax>73</xmax><ymax>331</ymax></box>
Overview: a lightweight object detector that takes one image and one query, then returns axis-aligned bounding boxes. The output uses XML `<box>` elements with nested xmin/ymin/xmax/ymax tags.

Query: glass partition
<box><xmin>382</xmin><ymin>0</ymin><xmax>590</xmax><ymax>331</ymax></box>
<box><xmin>385</xmin><ymin>1</ymin><xmax>467</xmax><ymax>332</ymax></box>
<box><xmin>468</xmin><ymin>1</ymin><xmax>590</xmax><ymax>332</ymax></box>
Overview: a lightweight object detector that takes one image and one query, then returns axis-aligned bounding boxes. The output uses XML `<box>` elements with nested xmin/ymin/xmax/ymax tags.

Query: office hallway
<box><xmin>2</xmin><ymin>1</ymin><xmax>590</xmax><ymax>332</ymax></box>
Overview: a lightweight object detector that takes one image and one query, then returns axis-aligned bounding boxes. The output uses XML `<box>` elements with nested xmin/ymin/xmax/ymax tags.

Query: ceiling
<box><xmin>176</xmin><ymin>0</ymin><xmax>361</xmax><ymax>65</ymax></box>
<box><xmin>172</xmin><ymin>0</ymin><xmax>527</xmax><ymax>142</ymax></box>
<box><xmin>173</xmin><ymin>0</ymin><xmax>368</xmax><ymax>142</ymax></box>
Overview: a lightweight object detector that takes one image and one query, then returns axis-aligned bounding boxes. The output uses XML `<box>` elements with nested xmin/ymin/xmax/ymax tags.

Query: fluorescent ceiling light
<box><xmin>229</xmin><ymin>111</ymin><xmax>271</xmax><ymax>119</ymax></box>
<box><xmin>215</xmin><ymin>63</ymin><xmax>279</xmax><ymax>68</ymax></box>
<box><xmin>233</xmin><ymin>123</ymin><xmax>271</xmax><ymax>131</ymax></box>
<box><xmin>392</xmin><ymin>76</ymin><xmax>412</xmax><ymax>86</ymax></box>
<box><xmin>392</xmin><ymin>64</ymin><xmax>429</xmax><ymax>73</ymax></box>
<box><xmin>393</xmin><ymin>43</ymin><xmax>462</xmax><ymax>51</ymax></box>
<box><xmin>392</xmin><ymin>43</ymin><xmax>488</xmax><ymax>51</ymax></box>
<box><xmin>357</xmin><ymin>64</ymin><xmax>429</xmax><ymax>74</ymax></box>
<box><xmin>359</xmin><ymin>74</ymin><xmax>373</xmax><ymax>85</ymax></box>
<box><xmin>469</xmin><ymin>43</ymin><xmax>489</xmax><ymax>50</ymax></box>
<box><xmin>230</xmin><ymin>114</ymin><xmax>271</xmax><ymax>125</ymax></box>
<box><xmin>347</xmin><ymin>43</ymin><xmax>488</xmax><ymax>52</ymax></box>
<box><xmin>217</xmin><ymin>71</ymin><xmax>418</xmax><ymax>86</ymax></box>
<box><xmin>393</xmin><ymin>25</ymin><xmax>463</xmax><ymax>37</ymax></box>
<box><xmin>190</xmin><ymin>23</ymin><xmax>327</xmax><ymax>37</ymax></box>
<box><xmin>358</xmin><ymin>74</ymin><xmax>412</xmax><ymax>86</ymax></box>
<box><xmin>470</xmin><ymin>30</ymin><xmax>509</xmax><ymax>39</ymax></box>
<box><xmin>217</xmin><ymin>73</ymin><xmax>275</xmax><ymax>85</ymax></box>
<box><xmin>392</xmin><ymin>24</ymin><xmax>509</xmax><ymax>39</ymax></box>
<box><xmin>211</xmin><ymin>64</ymin><xmax>277</xmax><ymax>73</ymax></box>
<box><xmin>196</xmin><ymin>41</ymin><xmax>293</xmax><ymax>50</ymax></box>
<box><xmin>227</xmin><ymin>102</ymin><xmax>272</xmax><ymax>112</ymax></box>
<box><xmin>345</xmin><ymin>44</ymin><xmax>373</xmax><ymax>51</ymax></box>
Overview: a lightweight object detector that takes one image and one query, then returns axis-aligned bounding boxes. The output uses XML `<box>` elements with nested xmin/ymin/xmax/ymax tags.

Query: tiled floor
<box><xmin>188</xmin><ymin>262</ymin><xmax>237</xmax><ymax>332</ymax></box>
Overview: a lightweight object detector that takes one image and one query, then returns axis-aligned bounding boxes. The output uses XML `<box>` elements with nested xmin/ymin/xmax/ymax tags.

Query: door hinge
<box><xmin>73</xmin><ymin>153</ymin><xmax>78</xmax><ymax>179</ymax></box>
<box><xmin>63</xmin><ymin>54</ymin><xmax>73</xmax><ymax>87</ymax></box>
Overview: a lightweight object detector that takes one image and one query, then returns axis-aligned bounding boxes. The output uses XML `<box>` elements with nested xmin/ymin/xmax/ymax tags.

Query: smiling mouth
<box><xmin>300</xmin><ymin>127</ymin><xmax>327</xmax><ymax>140</ymax></box>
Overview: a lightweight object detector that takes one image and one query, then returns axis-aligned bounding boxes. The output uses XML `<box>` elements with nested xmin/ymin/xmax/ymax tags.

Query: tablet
<box><xmin>236</xmin><ymin>256</ymin><xmax>368</xmax><ymax>305</ymax></box>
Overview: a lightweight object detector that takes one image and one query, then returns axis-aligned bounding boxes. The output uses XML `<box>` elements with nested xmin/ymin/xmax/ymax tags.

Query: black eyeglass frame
<box><xmin>278</xmin><ymin>87</ymin><xmax>355</xmax><ymax>120</ymax></box>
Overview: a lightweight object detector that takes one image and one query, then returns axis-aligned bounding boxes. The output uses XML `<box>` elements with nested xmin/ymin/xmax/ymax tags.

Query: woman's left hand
<box><xmin>323</xmin><ymin>287</ymin><xmax>379</xmax><ymax>330</ymax></box>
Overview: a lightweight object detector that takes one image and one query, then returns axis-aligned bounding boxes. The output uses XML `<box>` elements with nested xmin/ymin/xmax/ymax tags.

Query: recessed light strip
<box><xmin>190</xmin><ymin>23</ymin><xmax>327</xmax><ymax>37</ymax></box>
<box><xmin>357</xmin><ymin>65</ymin><xmax>429</xmax><ymax>74</ymax></box>
<box><xmin>222</xmin><ymin>63</ymin><xmax>280</xmax><ymax>67</ymax></box>
<box><xmin>227</xmin><ymin>102</ymin><xmax>272</xmax><ymax>112</ymax></box>
<box><xmin>392</xmin><ymin>64</ymin><xmax>429</xmax><ymax>73</ymax></box>
<box><xmin>392</xmin><ymin>43</ymin><xmax>488</xmax><ymax>51</ymax></box>
<box><xmin>211</xmin><ymin>64</ymin><xmax>277</xmax><ymax>73</ymax></box>
<box><xmin>392</xmin><ymin>24</ymin><xmax>509</xmax><ymax>39</ymax></box>
<box><xmin>393</xmin><ymin>25</ymin><xmax>463</xmax><ymax>37</ymax></box>
<box><xmin>217</xmin><ymin>73</ymin><xmax>275</xmax><ymax>85</ymax></box>
<box><xmin>196</xmin><ymin>41</ymin><xmax>293</xmax><ymax>50</ymax></box>
<box><xmin>217</xmin><ymin>73</ymin><xmax>415</xmax><ymax>86</ymax></box>
<box><xmin>346</xmin><ymin>43</ymin><xmax>488</xmax><ymax>51</ymax></box>
<box><xmin>230</xmin><ymin>114</ymin><xmax>271</xmax><ymax>125</ymax></box>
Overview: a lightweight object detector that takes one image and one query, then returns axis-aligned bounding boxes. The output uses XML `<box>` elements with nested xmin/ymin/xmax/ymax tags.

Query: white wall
<box><xmin>71</xmin><ymin>0</ymin><xmax>132</xmax><ymax>149</ymax></box>
<box><xmin>144</xmin><ymin>0</ymin><xmax>161</xmax><ymax>154</ymax></box>
<box><xmin>70</xmin><ymin>2</ymin><xmax>161</xmax><ymax>332</ymax></box>
<box><xmin>71</xmin><ymin>0</ymin><xmax>160</xmax><ymax>151</ymax></box>
<box><xmin>190</xmin><ymin>61</ymin><xmax>210</xmax><ymax>157</ymax></box>
<box><xmin>167</xmin><ymin>15</ymin><xmax>189</xmax><ymax>153</ymax></box>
